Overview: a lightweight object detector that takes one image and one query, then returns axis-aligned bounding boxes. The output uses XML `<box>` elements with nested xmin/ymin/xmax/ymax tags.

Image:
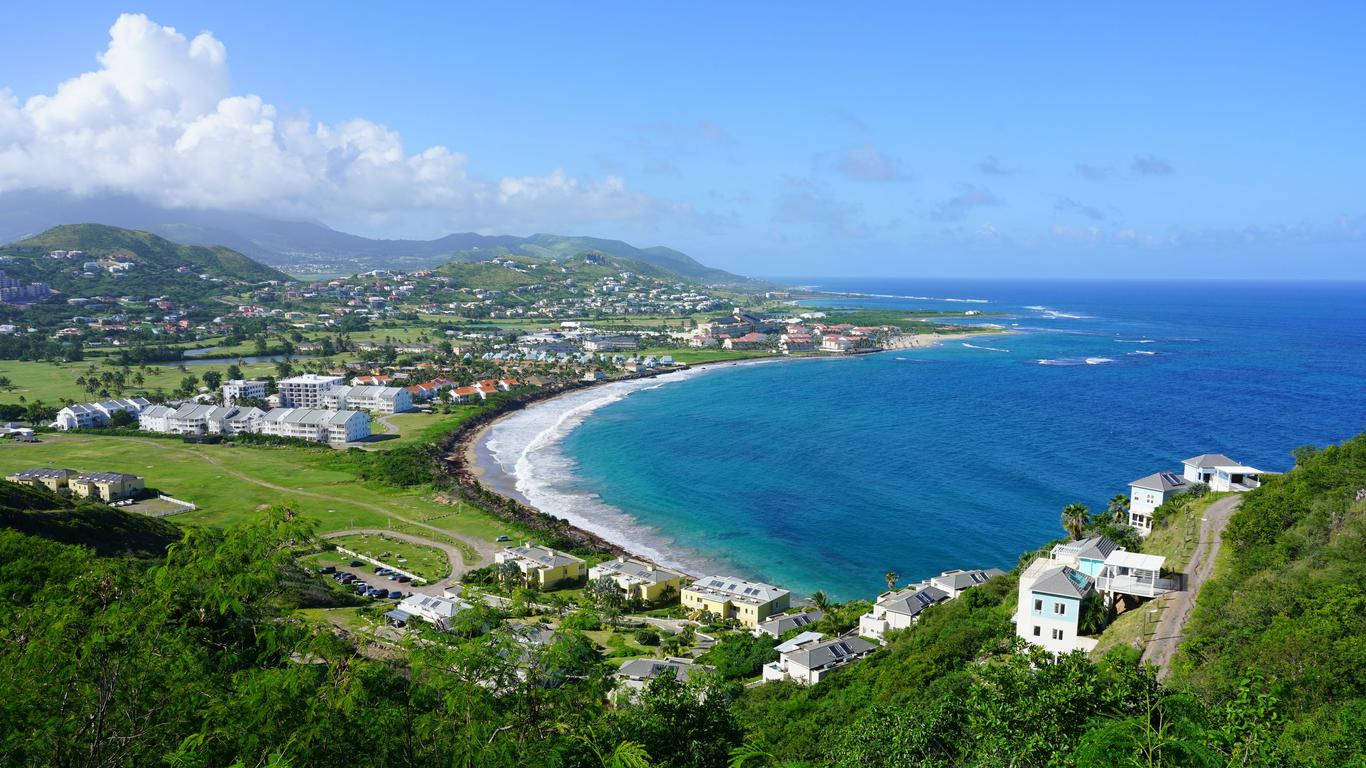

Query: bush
<box><xmin>633</xmin><ymin>628</ymin><xmax>660</xmax><ymax>646</ymax></box>
<box><xmin>560</xmin><ymin>609</ymin><xmax>602</xmax><ymax>631</ymax></box>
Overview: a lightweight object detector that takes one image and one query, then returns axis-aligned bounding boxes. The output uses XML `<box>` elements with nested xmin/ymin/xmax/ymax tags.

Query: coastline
<box><xmin>444</xmin><ymin>331</ymin><xmax>1001</xmax><ymax>576</ymax></box>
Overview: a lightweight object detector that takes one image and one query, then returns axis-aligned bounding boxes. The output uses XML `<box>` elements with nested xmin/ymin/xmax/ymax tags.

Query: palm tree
<box><xmin>1107</xmin><ymin>493</ymin><xmax>1130</xmax><ymax>525</ymax></box>
<box><xmin>883</xmin><ymin>571</ymin><xmax>899</xmax><ymax>592</ymax></box>
<box><xmin>810</xmin><ymin>590</ymin><xmax>829</xmax><ymax>613</ymax></box>
<box><xmin>1062</xmin><ymin>503</ymin><xmax>1091</xmax><ymax>541</ymax></box>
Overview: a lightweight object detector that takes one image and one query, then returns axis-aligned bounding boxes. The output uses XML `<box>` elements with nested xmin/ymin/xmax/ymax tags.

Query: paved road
<box><xmin>321</xmin><ymin>528</ymin><xmax>485</xmax><ymax>594</ymax></box>
<box><xmin>1142</xmin><ymin>495</ymin><xmax>1242</xmax><ymax>678</ymax></box>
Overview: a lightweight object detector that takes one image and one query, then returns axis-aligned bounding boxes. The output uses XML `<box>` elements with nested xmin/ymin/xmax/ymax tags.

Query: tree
<box><xmin>226</xmin><ymin>363</ymin><xmax>243</xmax><ymax>380</ymax></box>
<box><xmin>810</xmin><ymin>590</ymin><xmax>830</xmax><ymax>613</ymax></box>
<box><xmin>1108</xmin><ymin>494</ymin><xmax>1131</xmax><ymax>525</ymax></box>
<box><xmin>1062</xmin><ymin>503</ymin><xmax>1090</xmax><ymax>540</ymax></box>
<box><xmin>883</xmin><ymin>571</ymin><xmax>899</xmax><ymax>592</ymax></box>
<box><xmin>201</xmin><ymin>370</ymin><xmax>223</xmax><ymax>390</ymax></box>
<box><xmin>178</xmin><ymin>374</ymin><xmax>199</xmax><ymax>396</ymax></box>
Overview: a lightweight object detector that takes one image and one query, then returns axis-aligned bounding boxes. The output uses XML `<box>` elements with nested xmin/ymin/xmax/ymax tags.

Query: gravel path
<box><xmin>1141</xmin><ymin>494</ymin><xmax>1242</xmax><ymax>678</ymax></box>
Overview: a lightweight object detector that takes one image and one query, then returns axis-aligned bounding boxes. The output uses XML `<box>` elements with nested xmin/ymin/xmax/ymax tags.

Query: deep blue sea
<box><xmin>484</xmin><ymin>279</ymin><xmax>1366</xmax><ymax>600</ymax></box>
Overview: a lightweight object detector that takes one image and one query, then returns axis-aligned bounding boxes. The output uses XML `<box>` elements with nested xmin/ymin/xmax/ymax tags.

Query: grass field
<box><xmin>0</xmin><ymin>358</ymin><xmax>281</xmax><ymax>405</ymax></box>
<box><xmin>0</xmin><ymin>433</ymin><xmax>514</xmax><ymax>562</ymax></box>
<box><xmin>372</xmin><ymin>409</ymin><xmax>482</xmax><ymax>450</ymax></box>
<box><xmin>635</xmin><ymin>347</ymin><xmax>774</xmax><ymax>364</ymax></box>
<box><xmin>1142</xmin><ymin>492</ymin><xmax>1231</xmax><ymax>571</ymax></box>
<box><xmin>327</xmin><ymin>532</ymin><xmax>450</xmax><ymax>581</ymax></box>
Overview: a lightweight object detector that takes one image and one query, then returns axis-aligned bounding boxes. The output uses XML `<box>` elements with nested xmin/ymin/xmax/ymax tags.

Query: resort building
<box><xmin>614</xmin><ymin>657</ymin><xmax>714</xmax><ymax>699</ymax></box>
<box><xmin>587</xmin><ymin>557</ymin><xmax>687</xmax><ymax>602</ymax></box>
<box><xmin>276</xmin><ymin>374</ymin><xmax>346</xmax><ymax>408</ymax></box>
<box><xmin>69</xmin><ymin>471</ymin><xmax>145</xmax><ymax>502</ymax></box>
<box><xmin>6</xmin><ymin>467</ymin><xmax>77</xmax><ymax>495</ymax></box>
<box><xmin>321</xmin><ymin>384</ymin><xmax>414</xmax><ymax>414</ymax></box>
<box><xmin>681</xmin><ymin>575</ymin><xmax>791</xmax><ymax>629</ymax></box>
<box><xmin>858</xmin><ymin>584</ymin><xmax>950</xmax><ymax>641</ymax></box>
<box><xmin>161</xmin><ymin>404</ymin><xmax>237</xmax><ymax>435</ymax></box>
<box><xmin>761</xmin><ymin>635</ymin><xmax>877</xmax><ymax>685</ymax></box>
<box><xmin>51</xmin><ymin>397</ymin><xmax>151</xmax><ymax>430</ymax></box>
<box><xmin>386</xmin><ymin>594</ymin><xmax>470</xmax><ymax>630</ymax></box>
<box><xmin>1128</xmin><ymin>471</ymin><xmax>1190</xmax><ymax>535</ymax></box>
<box><xmin>137</xmin><ymin>405</ymin><xmax>175</xmax><ymax>433</ymax></box>
<box><xmin>754</xmin><ymin>610</ymin><xmax>824</xmax><ymax>639</ymax></box>
<box><xmin>222</xmin><ymin>379</ymin><xmax>267</xmax><ymax>405</ymax></box>
<box><xmin>1181</xmin><ymin>453</ymin><xmax>1270</xmax><ymax>491</ymax></box>
<box><xmin>256</xmin><ymin>408</ymin><xmax>371</xmax><ymax>444</ymax></box>
<box><xmin>495</xmin><ymin>543</ymin><xmax>586</xmax><ymax>589</ymax></box>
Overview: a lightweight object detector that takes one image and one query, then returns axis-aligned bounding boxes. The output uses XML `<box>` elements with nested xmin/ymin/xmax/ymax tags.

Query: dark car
<box><xmin>349</xmin><ymin>560</ymin><xmax>364</xmax><ymax>568</ymax></box>
<box><xmin>319</xmin><ymin>565</ymin><xmax>336</xmax><ymax>574</ymax></box>
<box><xmin>388</xmin><ymin>590</ymin><xmax>403</xmax><ymax>599</ymax></box>
<box><xmin>396</xmin><ymin>575</ymin><xmax>411</xmax><ymax>583</ymax></box>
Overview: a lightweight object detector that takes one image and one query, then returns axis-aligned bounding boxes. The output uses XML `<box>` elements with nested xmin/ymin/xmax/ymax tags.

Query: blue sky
<box><xmin>1</xmin><ymin>3</ymin><xmax>1363</xmax><ymax>277</ymax></box>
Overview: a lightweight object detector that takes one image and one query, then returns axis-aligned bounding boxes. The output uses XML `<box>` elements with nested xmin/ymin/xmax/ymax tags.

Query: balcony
<box><xmin>1096</xmin><ymin>573</ymin><xmax>1181</xmax><ymax>597</ymax></box>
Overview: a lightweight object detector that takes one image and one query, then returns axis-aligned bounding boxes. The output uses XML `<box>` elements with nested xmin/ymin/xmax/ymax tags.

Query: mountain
<box><xmin>0</xmin><ymin>191</ymin><xmax>748</xmax><ymax>284</ymax></box>
<box><xmin>0</xmin><ymin>224</ymin><xmax>290</xmax><ymax>300</ymax></box>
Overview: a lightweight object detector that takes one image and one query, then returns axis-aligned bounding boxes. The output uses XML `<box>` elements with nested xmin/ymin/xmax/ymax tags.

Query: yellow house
<box><xmin>6</xmin><ymin>467</ymin><xmax>78</xmax><ymax>496</ymax></box>
<box><xmin>494</xmin><ymin>543</ymin><xmax>586</xmax><ymax>589</ymax></box>
<box><xmin>588</xmin><ymin>557</ymin><xmax>687</xmax><ymax>603</ymax></box>
<box><xmin>69</xmin><ymin>472</ymin><xmax>145</xmax><ymax>502</ymax></box>
<box><xmin>681</xmin><ymin>575</ymin><xmax>791</xmax><ymax>629</ymax></box>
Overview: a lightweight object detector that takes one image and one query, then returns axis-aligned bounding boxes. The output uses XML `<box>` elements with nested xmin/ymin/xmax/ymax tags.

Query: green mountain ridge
<box><xmin>0</xmin><ymin>224</ymin><xmax>289</xmax><ymax>301</ymax></box>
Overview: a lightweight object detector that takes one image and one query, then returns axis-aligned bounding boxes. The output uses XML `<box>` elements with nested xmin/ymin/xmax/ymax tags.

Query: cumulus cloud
<box><xmin>1131</xmin><ymin>154</ymin><xmax>1174</xmax><ymax>176</ymax></box>
<box><xmin>1054</xmin><ymin>196</ymin><xmax>1107</xmax><ymax>221</ymax></box>
<box><xmin>928</xmin><ymin>184</ymin><xmax>1002</xmax><ymax>222</ymax></box>
<box><xmin>0</xmin><ymin>14</ymin><xmax>659</xmax><ymax>234</ymax></box>
<box><xmin>835</xmin><ymin>144</ymin><xmax>910</xmax><ymax>182</ymax></box>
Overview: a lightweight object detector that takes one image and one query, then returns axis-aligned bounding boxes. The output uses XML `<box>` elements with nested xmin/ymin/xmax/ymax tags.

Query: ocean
<box><xmin>481</xmin><ymin>279</ymin><xmax>1366</xmax><ymax>600</ymax></box>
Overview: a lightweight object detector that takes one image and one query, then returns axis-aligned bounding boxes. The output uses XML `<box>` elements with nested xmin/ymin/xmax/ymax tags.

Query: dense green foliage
<box><xmin>1174</xmin><ymin>434</ymin><xmax>1366</xmax><ymax>765</ymax></box>
<box><xmin>0</xmin><ymin>480</ymin><xmax>179</xmax><ymax>556</ymax></box>
<box><xmin>1</xmin><ymin>434</ymin><xmax>1363</xmax><ymax>767</ymax></box>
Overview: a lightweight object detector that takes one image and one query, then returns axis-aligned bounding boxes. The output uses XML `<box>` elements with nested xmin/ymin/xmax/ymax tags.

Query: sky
<box><xmin>1</xmin><ymin>3</ymin><xmax>1363</xmax><ymax>278</ymax></box>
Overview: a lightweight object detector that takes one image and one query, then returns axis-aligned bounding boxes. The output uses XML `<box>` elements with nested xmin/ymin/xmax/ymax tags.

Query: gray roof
<box><xmin>589</xmin><ymin>557</ymin><xmax>686</xmax><ymax>585</ymax></box>
<box><xmin>755</xmin><ymin>610</ymin><xmax>824</xmax><ymax>636</ymax></box>
<box><xmin>1054</xmin><ymin>535</ymin><xmax>1118</xmax><ymax>562</ymax></box>
<box><xmin>616</xmin><ymin>657</ymin><xmax>713</xmax><ymax>683</ymax></box>
<box><xmin>783</xmin><ymin>636</ymin><xmax>876</xmax><ymax>671</ymax></box>
<box><xmin>10</xmin><ymin>467</ymin><xmax>76</xmax><ymax>480</ymax></box>
<box><xmin>879</xmin><ymin>585</ymin><xmax>950</xmax><ymax>618</ymax></box>
<box><xmin>932</xmin><ymin>568</ymin><xmax>1006</xmax><ymax>591</ymax></box>
<box><xmin>1131</xmin><ymin>471</ymin><xmax>1189</xmax><ymax>492</ymax></box>
<box><xmin>139</xmin><ymin>405</ymin><xmax>175</xmax><ymax>419</ymax></box>
<box><xmin>260</xmin><ymin>407</ymin><xmax>365</xmax><ymax>426</ymax></box>
<box><xmin>685</xmin><ymin>575</ymin><xmax>789</xmax><ymax>605</ymax></box>
<box><xmin>1183</xmin><ymin>453</ymin><xmax>1236</xmax><ymax>468</ymax></box>
<box><xmin>74</xmin><ymin>471</ymin><xmax>141</xmax><ymax>483</ymax></box>
<box><xmin>1030</xmin><ymin>565</ymin><xmax>1094</xmax><ymax>599</ymax></box>
<box><xmin>503</xmin><ymin>544</ymin><xmax>585</xmax><ymax>569</ymax></box>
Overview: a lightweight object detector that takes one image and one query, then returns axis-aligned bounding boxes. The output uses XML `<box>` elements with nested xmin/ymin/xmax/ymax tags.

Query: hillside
<box><xmin>435</xmin><ymin>248</ymin><xmax>686</xmax><ymax>289</ymax></box>
<box><xmin>0</xmin><ymin>191</ymin><xmax>749</xmax><ymax>284</ymax></box>
<box><xmin>0</xmin><ymin>224</ymin><xmax>289</xmax><ymax>301</ymax></box>
<box><xmin>0</xmin><ymin>479</ymin><xmax>180</xmax><ymax>557</ymax></box>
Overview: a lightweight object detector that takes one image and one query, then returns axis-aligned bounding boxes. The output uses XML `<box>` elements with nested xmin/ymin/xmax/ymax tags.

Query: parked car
<box><xmin>388</xmin><ymin>590</ymin><xmax>403</xmax><ymax>599</ymax></box>
<box><xmin>319</xmin><ymin>565</ymin><xmax>336</xmax><ymax>574</ymax></box>
<box><xmin>349</xmin><ymin>560</ymin><xmax>364</xmax><ymax>568</ymax></box>
<box><xmin>396</xmin><ymin>575</ymin><xmax>411</xmax><ymax>583</ymax></box>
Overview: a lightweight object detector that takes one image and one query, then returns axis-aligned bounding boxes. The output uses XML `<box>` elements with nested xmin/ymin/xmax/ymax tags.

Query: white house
<box><xmin>761</xmin><ymin>635</ymin><xmax>876</xmax><ymax>685</ymax></box>
<box><xmin>614</xmin><ymin>657</ymin><xmax>714</xmax><ymax>698</ymax></box>
<box><xmin>1181</xmin><ymin>453</ymin><xmax>1270</xmax><ymax>491</ymax></box>
<box><xmin>929</xmin><ymin>567</ymin><xmax>1006</xmax><ymax>598</ymax></box>
<box><xmin>386</xmin><ymin>594</ymin><xmax>470</xmax><ymax>629</ymax></box>
<box><xmin>52</xmin><ymin>397</ymin><xmax>151</xmax><ymax>430</ymax></box>
<box><xmin>222</xmin><ymin>379</ymin><xmax>267</xmax><ymax>405</ymax></box>
<box><xmin>754</xmin><ymin>610</ymin><xmax>824</xmax><ymax>639</ymax></box>
<box><xmin>256</xmin><ymin>408</ymin><xmax>370</xmax><ymax>444</ymax></box>
<box><xmin>1128</xmin><ymin>471</ymin><xmax>1190</xmax><ymax>535</ymax></box>
<box><xmin>1014</xmin><ymin>559</ymin><xmax>1097</xmax><ymax>654</ymax></box>
<box><xmin>322</xmin><ymin>384</ymin><xmax>414</xmax><ymax>413</ymax></box>
<box><xmin>276</xmin><ymin>374</ymin><xmax>346</xmax><ymax>408</ymax></box>
<box><xmin>858</xmin><ymin>568</ymin><xmax>1003</xmax><ymax>642</ymax></box>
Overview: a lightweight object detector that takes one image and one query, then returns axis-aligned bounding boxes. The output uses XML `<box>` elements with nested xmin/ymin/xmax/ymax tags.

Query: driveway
<box><xmin>1141</xmin><ymin>495</ymin><xmax>1243</xmax><ymax>678</ymax></box>
<box><xmin>322</xmin><ymin>528</ymin><xmax>492</xmax><ymax>594</ymax></box>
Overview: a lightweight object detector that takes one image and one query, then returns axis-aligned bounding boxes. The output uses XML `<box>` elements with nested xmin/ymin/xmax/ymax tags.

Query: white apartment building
<box><xmin>222</xmin><ymin>379</ymin><xmax>267</xmax><ymax>405</ymax></box>
<box><xmin>321</xmin><ymin>384</ymin><xmax>414</xmax><ymax>414</ymax></box>
<box><xmin>52</xmin><ymin>397</ymin><xmax>151</xmax><ymax>430</ymax></box>
<box><xmin>276</xmin><ymin>374</ymin><xmax>346</xmax><ymax>408</ymax></box>
<box><xmin>256</xmin><ymin>408</ymin><xmax>370</xmax><ymax>444</ymax></box>
<box><xmin>761</xmin><ymin>635</ymin><xmax>876</xmax><ymax>685</ymax></box>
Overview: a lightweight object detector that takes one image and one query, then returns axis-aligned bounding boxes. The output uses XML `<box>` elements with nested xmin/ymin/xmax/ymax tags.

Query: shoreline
<box><xmin>443</xmin><ymin>330</ymin><xmax>1003</xmax><ymax>574</ymax></box>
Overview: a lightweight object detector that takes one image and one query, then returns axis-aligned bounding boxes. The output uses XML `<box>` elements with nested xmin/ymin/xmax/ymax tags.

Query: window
<box><xmin>1033</xmin><ymin>598</ymin><xmax>1043</xmax><ymax>611</ymax></box>
<box><xmin>1052</xmin><ymin>628</ymin><xmax>1064</xmax><ymax>640</ymax></box>
<box><xmin>1032</xmin><ymin>625</ymin><xmax>1041</xmax><ymax>637</ymax></box>
<box><xmin>1053</xmin><ymin>602</ymin><xmax>1066</xmax><ymax>616</ymax></box>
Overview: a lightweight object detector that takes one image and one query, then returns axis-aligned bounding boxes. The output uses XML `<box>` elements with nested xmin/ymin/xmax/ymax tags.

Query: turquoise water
<box><xmin>509</xmin><ymin>280</ymin><xmax>1366</xmax><ymax>600</ymax></box>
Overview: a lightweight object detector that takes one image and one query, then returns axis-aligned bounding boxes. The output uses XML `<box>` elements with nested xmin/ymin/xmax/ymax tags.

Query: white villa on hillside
<box><xmin>52</xmin><ymin>397</ymin><xmax>151</xmax><ymax>430</ymax></box>
<box><xmin>322</xmin><ymin>384</ymin><xmax>414</xmax><ymax>414</ymax></box>
<box><xmin>1182</xmin><ymin>453</ymin><xmax>1271</xmax><ymax>492</ymax></box>
<box><xmin>1014</xmin><ymin>535</ymin><xmax>1179</xmax><ymax>654</ymax></box>
<box><xmin>614</xmin><ymin>657</ymin><xmax>714</xmax><ymax>699</ymax></box>
<box><xmin>858</xmin><ymin>568</ymin><xmax>1004</xmax><ymax>642</ymax></box>
<box><xmin>277</xmin><ymin>374</ymin><xmax>346</xmax><ymax>408</ymax></box>
<box><xmin>681</xmin><ymin>575</ymin><xmax>791</xmax><ymax>629</ymax></box>
<box><xmin>1128</xmin><ymin>471</ymin><xmax>1190</xmax><ymax>535</ymax></box>
<box><xmin>386</xmin><ymin>594</ymin><xmax>470</xmax><ymax>630</ymax></box>
<box><xmin>761</xmin><ymin>635</ymin><xmax>876</xmax><ymax>685</ymax></box>
<box><xmin>256</xmin><ymin>408</ymin><xmax>370</xmax><ymax>444</ymax></box>
<box><xmin>754</xmin><ymin>610</ymin><xmax>824</xmax><ymax>638</ymax></box>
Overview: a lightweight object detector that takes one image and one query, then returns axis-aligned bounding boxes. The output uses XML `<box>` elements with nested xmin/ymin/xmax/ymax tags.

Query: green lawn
<box><xmin>0</xmin><ymin>358</ymin><xmax>280</xmax><ymax>405</ymax></box>
<box><xmin>635</xmin><ymin>347</ymin><xmax>775</xmax><ymax>365</ymax></box>
<box><xmin>0</xmin><ymin>434</ymin><xmax>516</xmax><ymax>562</ymax></box>
<box><xmin>327</xmin><ymin>532</ymin><xmax>450</xmax><ymax>581</ymax></box>
<box><xmin>1142</xmin><ymin>492</ymin><xmax>1232</xmax><ymax>571</ymax></box>
<box><xmin>372</xmin><ymin>408</ymin><xmax>482</xmax><ymax>450</ymax></box>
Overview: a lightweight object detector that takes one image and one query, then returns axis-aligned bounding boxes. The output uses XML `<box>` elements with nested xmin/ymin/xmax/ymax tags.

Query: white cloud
<box><xmin>0</xmin><ymin>14</ymin><xmax>657</xmax><ymax>234</ymax></box>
